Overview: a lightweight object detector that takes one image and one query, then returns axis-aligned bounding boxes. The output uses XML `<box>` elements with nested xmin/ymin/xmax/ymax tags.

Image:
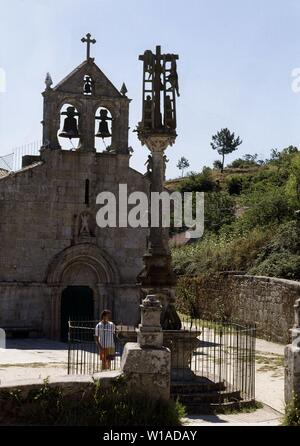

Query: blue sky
<box><xmin>1</xmin><ymin>0</ymin><xmax>300</xmax><ymax>178</ymax></box>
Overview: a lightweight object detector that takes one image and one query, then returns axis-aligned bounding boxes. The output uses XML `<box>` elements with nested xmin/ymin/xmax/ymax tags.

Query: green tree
<box><xmin>269</xmin><ymin>146</ymin><xmax>299</xmax><ymax>172</ymax></box>
<box><xmin>211</xmin><ymin>128</ymin><xmax>243</xmax><ymax>172</ymax></box>
<box><xmin>177</xmin><ymin>157</ymin><xmax>190</xmax><ymax>177</ymax></box>
<box><xmin>286</xmin><ymin>153</ymin><xmax>300</xmax><ymax>205</ymax></box>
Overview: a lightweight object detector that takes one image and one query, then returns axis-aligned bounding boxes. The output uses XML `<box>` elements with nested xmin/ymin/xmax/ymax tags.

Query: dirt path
<box><xmin>254</xmin><ymin>338</ymin><xmax>285</xmax><ymax>413</ymax></box>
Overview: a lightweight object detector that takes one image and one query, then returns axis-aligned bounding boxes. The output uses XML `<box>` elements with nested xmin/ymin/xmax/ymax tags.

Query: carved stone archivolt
<box><xmin>46</xmin><ymin>244</ymin><xmax>120</xmax><ymax>285</ymax></box>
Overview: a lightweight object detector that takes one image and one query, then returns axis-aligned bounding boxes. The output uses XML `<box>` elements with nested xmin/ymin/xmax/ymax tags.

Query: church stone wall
<box><xmin>0</xmin><ymin>283</ymin><xmax>51</xmax><ymax>335</ymax></box>
<box><xmin>0</xmin><ymin>148</ymin><xmax>149</xmax><ymax>336</ymax></box>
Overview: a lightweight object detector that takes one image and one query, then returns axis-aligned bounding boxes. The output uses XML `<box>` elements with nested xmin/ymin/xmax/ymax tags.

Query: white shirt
<box><xmin>95</xmin><ymin>321</ymin><xmax>115</xmax><ymax>348</ymax></box>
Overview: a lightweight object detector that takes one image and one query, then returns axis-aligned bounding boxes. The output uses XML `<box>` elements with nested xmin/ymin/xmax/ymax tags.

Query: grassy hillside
<box><xmin>169</xmin><ymin>147</ymin><xmax>300</xmax><ymax>280</ymax></box>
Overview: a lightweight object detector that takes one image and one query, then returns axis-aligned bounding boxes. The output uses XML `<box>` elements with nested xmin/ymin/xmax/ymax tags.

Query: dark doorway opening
<box><xmin>60</xmin><ymin>286</ymin><xmax>94</xmax><ymax>342</ymax></box>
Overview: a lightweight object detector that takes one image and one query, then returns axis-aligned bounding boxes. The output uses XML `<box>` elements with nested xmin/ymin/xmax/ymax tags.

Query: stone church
<box><xmin>0</xmin><ymin>37</ymin><xmax>150</xmax><ymax>340</ymax></box>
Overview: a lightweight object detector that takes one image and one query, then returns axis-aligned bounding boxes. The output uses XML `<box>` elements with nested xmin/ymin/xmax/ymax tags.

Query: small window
<box><xmin>83</xmin><ymin>75</ymin><xmax>93</xmax><ymax>95</ymax></box>
<box><xmin>85</xmin><ymin>179</ymin><xmax>90</xmax><ymax>205</ymax></box>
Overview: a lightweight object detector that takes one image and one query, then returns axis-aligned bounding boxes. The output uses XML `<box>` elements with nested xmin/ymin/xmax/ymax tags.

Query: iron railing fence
<box><xmin>179</xmin><ymin>316</ymin><xmax>256</xmax><ymax>401</ymax></box>
<box><xmin>68</xmin><ymin>316</ymin><xmax>256</xmax><ymax>401</ymax></box>
<box><xmin>67</xmin><ymin>321</ymin><xmax>135</xmax><ymax>375</ymax></box>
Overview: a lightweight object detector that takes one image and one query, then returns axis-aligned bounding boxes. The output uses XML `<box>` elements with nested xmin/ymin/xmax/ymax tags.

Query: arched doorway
<box><xmin>47</xmin><ymin>244</ymin><xmax>120</xmax><ymax>340</ymax></box>
<box><xmin>60</xmin><ymin>286</ymin><xmax>94</xmax><ymax>342</ymax></box>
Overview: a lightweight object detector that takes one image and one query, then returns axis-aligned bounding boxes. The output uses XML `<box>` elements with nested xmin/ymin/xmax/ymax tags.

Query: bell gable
<box><xmin>53</xmin><ymin>58</ymin><xmax>123</xmax><ymax>99</ymax></box>
<box><xmin>42</xmin><ymin>35</ymin><xmax>130</xmax><ymax>153</ymax></box>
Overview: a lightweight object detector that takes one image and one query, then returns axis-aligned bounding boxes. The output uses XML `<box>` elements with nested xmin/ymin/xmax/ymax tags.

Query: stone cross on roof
<box><xmin>81</xmin><ymin>33</ymin><xmax>96</xmax><ymax>59</ymax></box>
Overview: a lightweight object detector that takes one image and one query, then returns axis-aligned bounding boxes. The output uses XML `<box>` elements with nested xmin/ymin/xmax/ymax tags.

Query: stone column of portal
<box><xmin>121</xmin><ymin>295</ymin><xmax>171</xmax><ymax>400</ymax></box>
<box><xmin>285</xmin><ymin>298</ymin><xmax>300</xmax><ymax>404</ymax></box>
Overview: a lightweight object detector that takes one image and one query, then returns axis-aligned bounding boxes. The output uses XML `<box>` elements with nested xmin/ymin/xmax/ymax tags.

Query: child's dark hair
<box><xmin>101</xmin><ymin>309</ymin><xmax>111</xmax><ymax>319</ymax></box>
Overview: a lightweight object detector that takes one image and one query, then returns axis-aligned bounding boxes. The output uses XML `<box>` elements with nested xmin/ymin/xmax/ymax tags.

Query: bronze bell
<box><xmin>59</xmin><ymin>106</ymin><xmax>79</xmax><ymax>139</ymax></box>
<box><xmin>95</xmin><ymin>109</ymin><xmax>112</xmax><ymax>138</ymax></box>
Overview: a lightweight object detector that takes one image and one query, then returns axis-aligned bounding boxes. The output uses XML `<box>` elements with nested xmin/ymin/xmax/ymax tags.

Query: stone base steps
<box><xmin>171</xmin><ymin>378</ymin><xmax>252</xmax><ymax>414</ymax></box>
<box><xmin>174</xmin><ymin>390</ymin><xmax>242</xmax><ymax>405</ymax></box>
<box><xmin>171</xmin><ymin>380</ymin><xmax>226</xmax><ymax>395</ymax></box>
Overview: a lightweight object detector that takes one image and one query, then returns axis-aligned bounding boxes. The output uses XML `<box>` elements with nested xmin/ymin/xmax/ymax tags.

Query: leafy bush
<box><xmin>252</xmin><ymin>220</ymin><xmax>300</xmax><ymax>256</ymax></box>
<box><xmin>269</xmin><ymin>146</ymin><xmax>299</xmax><ymax>169</ymax></box>
<box><xmin>226</xmin><ymin>175</ymin><xmax>243</xmax><ymax>195</ymax></box>
<box><xmin>172</xmin><ymin>219</ymin><xmax>299</xmax><ymax>280</ymax></box>
<box><xmin>228</xmin><ymin>158</ymin><xmax>258</xmax><ymax>169</ymax></box>
<box><xmin>0</xmin><ymin>378</ymin><xmax>185</xmax><ymax>426</ymax></box>
<box><xmin>172</xmin><ymin>227</ymin><xmax>272</xmax><ymax>276</ymax></box>
<box><xmin>204</xmin><ymin>192</ymin><xmax>235</xmax><ymax>232</ymax></box>
<box><xmin>249</xmin><ymin>252</ymin><xmax>300</xmax><ymax>280</ymax></box>
<box><xmin>285</xmin><ymin>153</ymin><xmax>300</xmax><ymax>206</ymax></box>
<box><xmin>249</xmin><ymin>221</ymin><xmax>300</xmax><ymax>279</ymax></box>
<box><xmin>171</xmin><ymin>146</ymin><xmax>300</xmax><ymax>280</ymax></box>
<box><xmin>283</xmin><ymin>395</ymin><xmax>300</xmax><ymax>426</ymax></box>
<box><xmin>213</xmin><ymin>160</ymin><xmax>223</xmax><ymax>170</ymax></box>
<box><xmin>178</xmin><ymin>168</ymin><xmax>217</xmax><ymax>193</ymax></box>
<box><xmin>238</xmin><ymin>188</ymin><xmax>292</xmax><ymax>228</ymax></box>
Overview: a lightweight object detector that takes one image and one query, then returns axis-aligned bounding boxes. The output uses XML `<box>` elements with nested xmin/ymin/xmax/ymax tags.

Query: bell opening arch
<box><xmin>94</xmin><ymin>106</ymin><xmax>113</xmax><ymax>152</ymax></box>
<box><xmin>57</xmin><ymin>103</ymin><xmax>81</xmax><ymax>150</ymax></box>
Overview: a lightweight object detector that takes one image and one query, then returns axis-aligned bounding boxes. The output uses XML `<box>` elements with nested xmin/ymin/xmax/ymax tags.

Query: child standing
<box><xmin>95</xmin><ymin>310</ymin><xmax>116</xmax><ymax>370</ymax></box>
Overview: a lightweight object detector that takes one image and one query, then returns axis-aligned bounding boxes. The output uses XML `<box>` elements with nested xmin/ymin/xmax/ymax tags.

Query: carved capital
<box><xmin>137</xmin><ymin>128</ymin><xmax>177</xmax><ymax>153</ymax></box>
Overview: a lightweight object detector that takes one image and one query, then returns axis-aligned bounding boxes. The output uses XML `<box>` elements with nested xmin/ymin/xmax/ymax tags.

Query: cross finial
<box><xmin>81</xmin><ymin>33</ymin><xmax>96</xmax><ymax>60</ymax></box>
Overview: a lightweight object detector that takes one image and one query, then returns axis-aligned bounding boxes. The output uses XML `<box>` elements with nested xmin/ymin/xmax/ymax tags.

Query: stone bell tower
<box><xmin>42</xmin><ymin>33</ymin><xmax>130</xmax><ymax>153</ymax></box>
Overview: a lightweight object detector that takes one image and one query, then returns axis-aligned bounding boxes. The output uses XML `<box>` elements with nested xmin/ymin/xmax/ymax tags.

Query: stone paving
<box><xmin>183</xmin><ymin>405</ymin><xmax>282</xmax><ymax>426</ymax></box>
<box><xmin>0</xmin><ymin>339</ymin><xmax>68</xmax><ymax>385</ymax></box>
<box><xmin>0</xmin><ymin>337</ymin><xmax>285</xmax><ymax>425</ymax></box>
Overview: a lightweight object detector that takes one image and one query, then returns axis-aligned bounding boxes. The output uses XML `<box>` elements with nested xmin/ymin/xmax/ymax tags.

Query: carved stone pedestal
<box><xmin>164</xmin><ymin>330</ymin><xmax>202</xmax><ymax>381</ymax></box>
<box><xmin>137</xmin><ymin>294</ymin><xmax>163</xmax><ymax>347</ymax></box>
<box><xmin>118</xmin><ymin>326</ymin><xmax>202</xmax><ymax>383</ymax></box>
<box><xmin>121</xmin><ymin>295</ymin><xmax>171</xmax><ymax>400</ymax></box>
<box><xmin>121</xmin><ymin>343</ymin><xmax>171</xmax><ymax>400</ymax></box>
